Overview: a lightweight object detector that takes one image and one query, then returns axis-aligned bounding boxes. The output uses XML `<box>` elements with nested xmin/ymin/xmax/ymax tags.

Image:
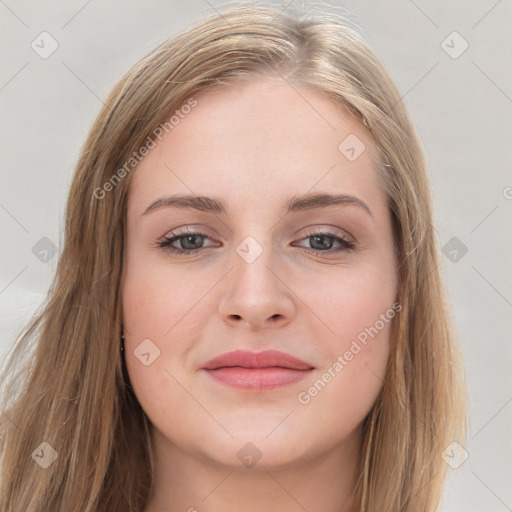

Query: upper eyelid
<box><xmin>163</xmin><ymin>226</ymin><xmax>355</xmax><ymax>245</ymax></box>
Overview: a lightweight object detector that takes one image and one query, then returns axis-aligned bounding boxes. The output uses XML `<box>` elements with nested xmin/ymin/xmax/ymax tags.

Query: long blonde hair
<box><xmin>0</xmin><ymin>2</ymin><xmax>467</xmax><ymax>510</ymax></box>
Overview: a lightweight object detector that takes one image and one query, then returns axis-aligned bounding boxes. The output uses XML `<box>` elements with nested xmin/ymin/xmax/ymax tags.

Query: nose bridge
<box><xmin>232</xmin><ymin>232</ymin><xmax>278</xmax><ymax>294</ymax></box>
<box><xmin>229</xmin><ymin>203</ymin><xmax>279</xmax><ymax>273</ymax></box>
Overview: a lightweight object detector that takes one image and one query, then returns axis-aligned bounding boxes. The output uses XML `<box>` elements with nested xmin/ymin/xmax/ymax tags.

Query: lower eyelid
<box><xmin>159</xmin><ymin>231</ymin><xmax>355</xmax><ymax>254</ymax></box>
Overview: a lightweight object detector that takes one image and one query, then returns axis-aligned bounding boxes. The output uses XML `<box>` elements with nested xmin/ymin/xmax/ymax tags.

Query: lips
<box><xmin>201</xmin><ymin>350</ymin><xmax>314</xmax><ymax>391</ymax></box>
<box><xmin>202</xmin><ymin>349</ymin><xmax>314</xmax><ymax>371</ymax></box>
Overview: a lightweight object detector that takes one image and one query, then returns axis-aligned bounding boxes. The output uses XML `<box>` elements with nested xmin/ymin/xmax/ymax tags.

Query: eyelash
<box><xmin>157</xmin><ymin>227</ymin><xmax>356</xmax><ymax>257</ymax></box>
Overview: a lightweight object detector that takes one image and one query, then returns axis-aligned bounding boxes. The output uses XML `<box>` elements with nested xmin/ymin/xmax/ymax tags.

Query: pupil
<box><xmin>182</xmin><ymin>235</ymin><xmax>202</xmax><ymax>249</ymax></box>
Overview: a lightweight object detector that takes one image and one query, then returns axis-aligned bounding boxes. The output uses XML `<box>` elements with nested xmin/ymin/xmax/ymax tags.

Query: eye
<box><xmin>292</xmin><ymin>229</ymin><xmax>356</xmax><ymax>256</ymax></box>
<box><xmin>157</xmin><ymin>227</ymin><xmax>356</xmax><ymax>257</ymax></box>
<box><xmin>157</xmin><ymin>228</ymin><xmax>217</xmax><ymax>256</ymax></box>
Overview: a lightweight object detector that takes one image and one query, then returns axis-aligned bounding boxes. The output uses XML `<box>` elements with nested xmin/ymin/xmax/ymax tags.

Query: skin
<box><xmin>121</xmin><ymin>78</ymin><xmax>398</xmax><ymax>512</ymax></box>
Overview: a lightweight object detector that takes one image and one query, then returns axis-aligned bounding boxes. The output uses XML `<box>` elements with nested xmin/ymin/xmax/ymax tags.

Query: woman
<box><xmin>0</xmin><ymin>2</ymin><xmax>467</xmax><ymax>510</ymax></box>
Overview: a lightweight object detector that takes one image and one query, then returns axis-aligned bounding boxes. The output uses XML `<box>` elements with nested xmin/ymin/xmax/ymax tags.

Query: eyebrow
<box><xmin>142</xmin><ymin>192</ymin><xmax>372</xmax><ymax>217</ymax></box>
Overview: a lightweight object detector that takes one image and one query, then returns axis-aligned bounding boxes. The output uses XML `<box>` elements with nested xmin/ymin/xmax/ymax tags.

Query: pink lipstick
<box><xmin>201</xmin><ymin>349</ymin><xmax>314</xmax><ymax>391</ymax></box>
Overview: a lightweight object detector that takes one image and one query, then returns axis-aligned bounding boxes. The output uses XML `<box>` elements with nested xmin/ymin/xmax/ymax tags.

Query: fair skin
<box><xmin>122</xmin><ymin>78</ymin><xmax>398</xmax><ymax>512</ymax></box>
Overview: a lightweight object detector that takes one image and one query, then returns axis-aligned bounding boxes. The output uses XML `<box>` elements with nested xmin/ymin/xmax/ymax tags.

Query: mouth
<box><xmin>201</xmin><ymin>349</ymin><xmax>314</xmax><ymax>391</ymax></box>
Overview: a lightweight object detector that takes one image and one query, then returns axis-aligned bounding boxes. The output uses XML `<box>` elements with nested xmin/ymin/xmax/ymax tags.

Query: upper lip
<box><xmin>202</xmin><ymin>350</ymin><xmax>314</xmax><ymax>370</ymax></box>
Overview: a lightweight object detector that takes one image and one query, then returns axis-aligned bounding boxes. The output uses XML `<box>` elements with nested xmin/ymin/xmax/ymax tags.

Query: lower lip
<box><xmin>203</xmin><ymin>367</ymin><xmax>313</xmax><ymax>391</ymax></box>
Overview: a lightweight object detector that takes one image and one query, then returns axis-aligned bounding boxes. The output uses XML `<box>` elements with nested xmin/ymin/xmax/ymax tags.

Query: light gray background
<box><xmin>1</xmin><ymin>1</ymin><xmax>511</xmax><ymax>510</ymax></box>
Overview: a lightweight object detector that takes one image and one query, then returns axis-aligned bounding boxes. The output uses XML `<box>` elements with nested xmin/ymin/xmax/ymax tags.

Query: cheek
<box><xmin>293</xmin><ymin>256</ymin><xmax>396</xmax><ymax>347</ymax></box>
<box><xmin>291</xmin><ymin>261</ymin><xmax>395</xmax><ymax>420</ymax></box>
<box><xmin>121</xmin><ymin>255</ymin><xmax>213</xmax><ymax>407</ymax></box>
<box><xmin>121</xmin><ymin>264</ymin><xmax>196</xmax><ymax>437</ymax></box>
<box><xmin>122</xmin><ymin>255</ymin><xmax>202</xmax><ymax>340</ymax></box>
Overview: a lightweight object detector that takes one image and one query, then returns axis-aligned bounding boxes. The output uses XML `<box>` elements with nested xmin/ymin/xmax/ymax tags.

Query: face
<box><xmin>121</xmin><ymin>79</ymin><xmax>398</xmax><ymax>469</ymax></box>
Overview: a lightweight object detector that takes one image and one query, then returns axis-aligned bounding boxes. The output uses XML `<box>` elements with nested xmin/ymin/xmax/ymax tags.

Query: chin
<box><xmin>193</xmin><ymin>430</ymin><xmax>314</xmax><ymax>471</ymax></box>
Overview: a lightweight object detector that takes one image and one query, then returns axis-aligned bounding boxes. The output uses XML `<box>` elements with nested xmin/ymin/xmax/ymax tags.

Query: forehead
<box><xmin>127</xmin><ymin>80</ymin><xmax>382</xmax><ymax>216</ymax></box>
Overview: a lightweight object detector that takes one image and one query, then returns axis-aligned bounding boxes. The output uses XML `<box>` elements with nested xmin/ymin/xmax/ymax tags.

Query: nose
<box><xmin>217</xmin><ymin>237</ymin><xmax>295</xmax><ymax>330</ymax></box>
